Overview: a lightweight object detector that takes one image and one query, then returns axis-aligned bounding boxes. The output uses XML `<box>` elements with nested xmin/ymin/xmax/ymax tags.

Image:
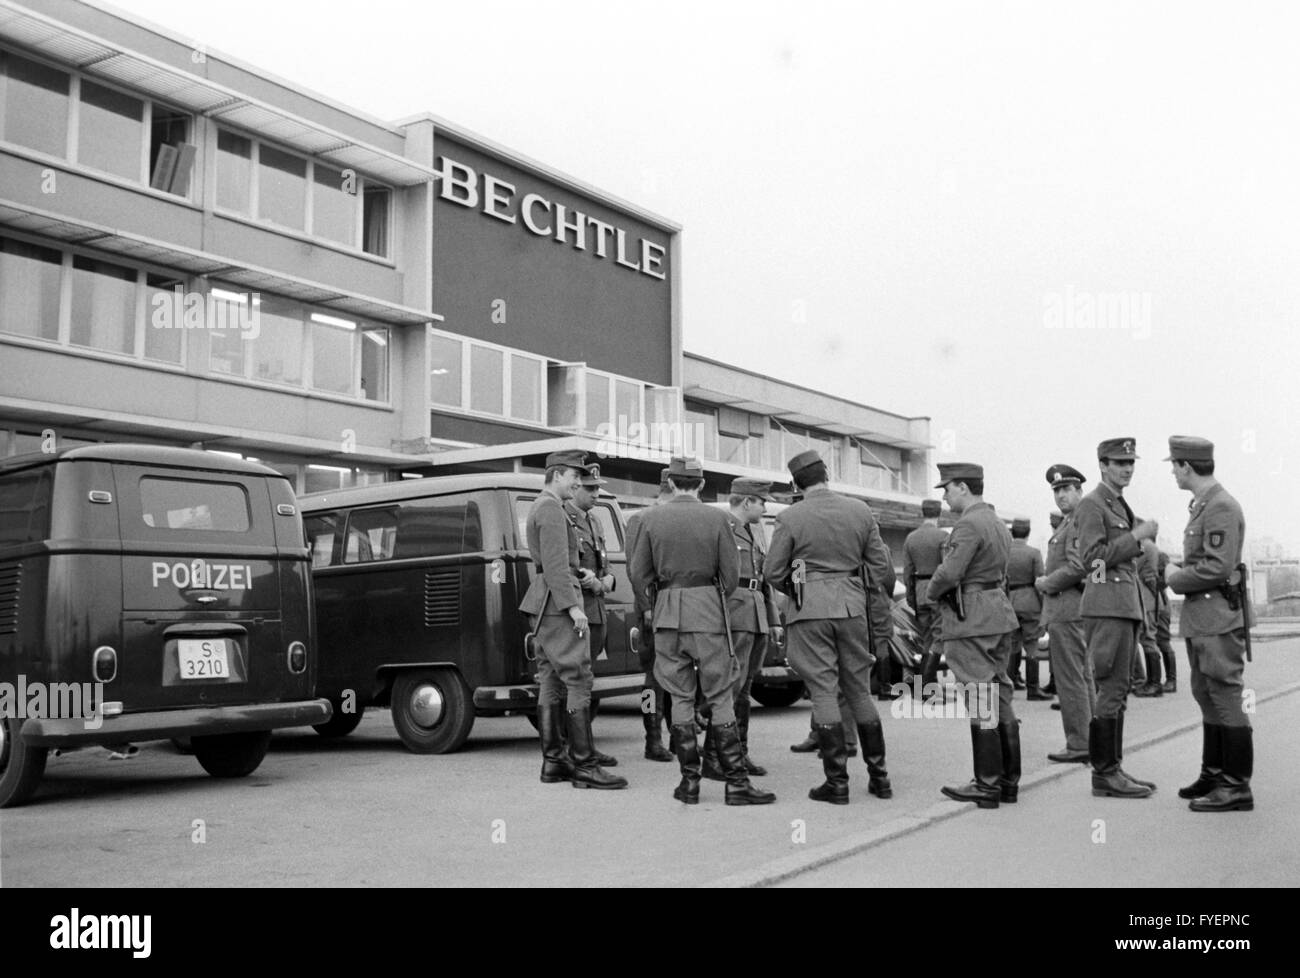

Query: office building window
<box><xmin>309</xmin><ymin>312</ymin><xmax>355</xmax><ymax>394</ymax></box>
<box><xmin>361</xmin><ymin>327</ymin><xmax>389</xmax><ymax>402</ymax></box>
<box><xmin>216</xmin><ymin>129</ymin><xmax>253</xmax><ymax>214</ymax></box>
<box><xmin>0</xmin><ymin>50</ymin><xmax>69</xmax><ymax>158</ymax></box>
<box><xmin>0</xmin><ymin>237</ymin><xmax>62</xmax><ymax>342</ymax></box>
<box><xmin>470</xmin><ymin>344</ymin><xmax>504</xmax><ymax>415</ymax></box>
<box><xmin>312</xmin><ymin>163</ymin><xmax>357</xmax><ymax>246</ymax></box>
<box><xmin>586</xmin><ymin>371</ymin><xmax>612</xmax><ymax>431</ymax></box>
<box><xmin>684</xmin><ymin>403</ymin><xmax>718</xmax><ymax>459</ymax></box>
<box><xmin>429</xmin><ymin>333</ymin><xmax>463</xmax><ymax>407</ymax></box>
<box><xmin>142</xmin><ymin>274</ymin><xmax>184</xmax><ymax>363</ymax></box>
<box><xmin>615</xmin><ymin>378</ymin><xmax>641</xmax><ymax>426</ymax></box>
<box><xmin>253</xmin><ymin>295</ymin><xmax>304</xmax><ymax>386</ymax></box>
<box><xmin>77</xmin><ymin>79</ymin><xmax>144</xmax><ymax>181</ymax></box>
<box><xmin>428</xmin><ymin>328</ymin><xmax>548</xmax><ymax>425</ymax></box>
<box><xmin>69</xmin><ymin>256</ymin><xmax>136</xmax><ymax>355</ymax></box>
<box><xmin>363</xmin><ymin>185</ymin><xmax>390</xmax><ymax>258</ymax></box>
<box><xmin>257</xmin><ymin>144</ymin><xmax>308</xmax><ymax>231</ymax></box>
<box><xmin>510</xmin><ymin>354</ymin><xmax>542</xmax><ymax>423</ymax></box>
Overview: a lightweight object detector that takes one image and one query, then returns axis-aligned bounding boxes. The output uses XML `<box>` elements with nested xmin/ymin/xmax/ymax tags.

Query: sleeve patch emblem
<box><xmin>1209</xmin><ymin>530</ymin><xmax>1225</xmax><ymax>549</ymax></box>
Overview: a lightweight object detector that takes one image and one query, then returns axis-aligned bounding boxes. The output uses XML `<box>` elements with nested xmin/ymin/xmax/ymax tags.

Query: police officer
<box><xmin>927</xmin><ymin>464</ymin><xmax>1020</xmax><ymax>808</ymax></box>
<box><xmin>624</xmin><ymin>469</ymin><xmax>675</xmax><ymax>762</ymax></box>
<box><xmin>520</xmin><ymin>450</ymin><xmax>626</xmax><ymax>790</ymax></box>
<box><xmin>1075</xmin><ymin>438</ymin><xmax>1159</xmax><ymax>799</ymax></box>
<box><xmin>1035</xmin><ymin>465</ymin><xmax>1093</xmax><ymax>763</ymax></box>
<box><xmin>629</xmin><ymin>456</ymin><xmax>774</xmax><ymax>806</ymax></box>
<box><xmin>1007</xmin><ymin>518</ymin><xmax>1049</xmax><ymax>700</ymax></box>
<box><xmin>904</xmin><ymin>499</ymin><xmax>948</xmax><ymax>688</ymax></box>
<box><xmin>1164</xmin><ymin>437</ymin><xmax>1254</xmax><ymax>812</ymax></box>
<box><xmin>565</xmin><ymin>463</ymin><xmax>620</xmax><ymax>766</ymax></box>
<box><xmin>765</xmin><ymin>450</ymin><xmax>894</xmax><ymax>805</ymax></box>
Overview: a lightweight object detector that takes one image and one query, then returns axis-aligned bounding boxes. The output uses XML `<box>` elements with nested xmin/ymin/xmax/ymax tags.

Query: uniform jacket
<box><xmin>903</xmin><ymin>523</ymin><xmax>947</xmax><ymax>610</ymax></box>
<box><xmin>925</xmin><ymin>501</ymin><xmax>1018</xmax><ymax>639</ymax></box>
<box><xmin>1167</xmin><ymin>481</ymin><xmax>1250</xmax><ymax>637</ymax></box>
<box><xmin>519</xmin><ymin>490</ymin><xmax>582</xmax><ymax>618</ymax></box>
<box><xmin>727</xmin><ymin>512</ymin><xmax>780</xmax><ymax>634</ymax></box>
<box><xmin>565</xmin><ymin>499</ymin><xmax>612</xmax><ymax>625</ymax></box>
<box><xmin>764</xmin><ymin>486</ymin><xmax>893</xmax><ymax>637</ymax></box>
<box><xmin>1040</xmin><ymin>511</ymin><xmax>1085</xmax><ymax>624</ymax></box>
<box><xmin>624</xmin><ymin>509</ymin><xmax>650</xmax><ymax>620</ymax></box>
<box><xmin>1074</xmin><ymin>481</ymin><xmax>1144</xmax><ymax>622</ymax></box>
<box><xmin>629</xmin><ymin>496</ymin><xmax>737</xmax><ymax>633</ymax></box>
<box><xmin>1006</xmin><ymin>539</ymin><xmax>1045</xmax><ymax>618</ymax></box>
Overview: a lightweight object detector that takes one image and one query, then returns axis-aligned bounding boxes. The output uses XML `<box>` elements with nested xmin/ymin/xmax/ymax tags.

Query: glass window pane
<box><xmin>149</xmin><ymin>107</ymin><xmax>192</xmax><ymax>196</ymax></box>
<box><xmin>470</xmin><ymin>344</ymin><xmax>503</xmax><ymax>415</ymax></box>
<box><xmin>615</xmin><ymin>378</ymin><xmax>640</xmax><ymax>427</ymax></box>
<box><xmin>139</xmin><ymin>478</ymin><xmax>250</xmax><ymax>532</ymax></box>
<box><xmin>361</xmin><ymin>326</ymin><xmax>389</xmax><ymax>401</ymax></box>
<box><xmin>510</xmin><ymin>354</ymin><xmax>541</xmax><ymax>421</ymax></box>
<box><xmin>0</xmin><ymin>51</ymin><xmax>69</xmax><ymax>157</ymax></box>
<box><xmin>304</xmin><ymin>464</ymin><xmax>353</xmax><ymax>495</ymax></box>
<box><xmin>718</xmin><ymin>434</ymin><xmax>747</xmax><ymax>465</ymax></box>
<box><xmin>258</xmin><ymin>144</ymin><xmax>307</xmax><ymax>230</ymax></box>
<box><xmin>393</xmin><ymin>497</ymin><xmax>467</xmax><ymax>559</ymax></box>
<box><xmin>69</xmin><ymin>256</ymin><xmax>136</xmax><ymax>354</ymax></box>
<box><xmin>344</xmin><ymin>507</ymin><xmax>399</xmax><ymax>563</ymax></box>
<box><xmin>143</xmin><ymin>274</ymin><xmax>184</xmax><ymax>363</ymax></box>
<box><xmin>207</xmin><ymin>286</ymin><xmax>251</xmax><ymax>375</ymax></box>
<box><xmin>0</xmin><ymin>237</ymin><xmax>62</xmax><ymax>341</ymax></box>
<box><xmin>78</xmin><ymin>79</ymin><xmax>143</xmax><ymax>181</ymax></box>
<box><xmin>362</xmin><ymin>184</ymin><xmax>390</xmax><ymax>257</ymax></box>
<box><xmin>253</xmin><ymin>295</ymin><xmax>303</xmax><ymax>385</ymax></box>
<box><xmin>684</xmin><ymin>404</ymin><xmax>717</xmax><ymax>459</ymax></box>
<box><xmin>586</xmin><ymin>372</ymin><xmax>610</xmax><ymax>431</ymax></box>
<box><xmin>216</xmin><ymin>129</ymin><xmax>252</xmax><ymax>213</ymax></box>
<box><xmin>429</xmin><ymin>333</ymin><xmax>462</xmax><ymax>407</ymax></box>
<box><xmin>546</xmin><ymin>363</ymin><xmax>581</xmax><ymax>427</ymax></box>
<box><xmin>311</xmin><ymin>314</ymin><xmax>355</xmax><ymax>394</ymax></box>
<box><xmin>312</xmin><ymin>163</ymin><xmax>357</xmax><ymax>246</ymax></box>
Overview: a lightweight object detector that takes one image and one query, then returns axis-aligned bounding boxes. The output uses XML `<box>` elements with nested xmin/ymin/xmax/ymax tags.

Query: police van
<box><xmin>0</xmin><ymin>445</ymin><xmax>331</xmax><ymax>807</ymax></box>
<box><xmin>301</xmin><ymin>474</ymin><xmax>645</xmax><ymax>753</ymax></box>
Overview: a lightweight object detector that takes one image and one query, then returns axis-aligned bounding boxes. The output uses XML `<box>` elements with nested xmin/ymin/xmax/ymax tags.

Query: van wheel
<box><xmin>0</xmin><ymin>716</ymin><xmax>47</xmax><ymax>808</ymax></box>
<box><xmin>313</xmin><ymin>702</ymin><xmax>365</xmax><ymax>738</ymax></box>
<box><xmin>750</xmin><ymin>683</ymin><xmax>805</xmax><ymax>708</ymax></box>
<box><xmin>192</xmin><ymin>730</ymin><xmax>272</xmax><ymax>778</ymax></box>
<box><xmin>391</xmin><ymin>669</ymin><xmax>474</xmax><ymax>754</ymax></box>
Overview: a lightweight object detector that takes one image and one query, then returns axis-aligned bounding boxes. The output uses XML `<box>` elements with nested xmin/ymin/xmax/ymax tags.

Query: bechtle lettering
<box><xmin>435</xmin><ymin>155</ymin><xmax>667</xmax><ymax>281</ymax></box>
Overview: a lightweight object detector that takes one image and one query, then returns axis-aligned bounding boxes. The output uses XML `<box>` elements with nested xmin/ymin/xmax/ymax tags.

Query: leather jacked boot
<box><xmin>1161</xmin><ymin>647</ymin><xmax>1177</xmax><ymax>693</ymax></box>
<box><xmin>735</xmin><ymin>697</ymin><xmax>767</xmax><ymax>776</ymax></box>
<box><xmin>1090</xmin><ymin>716</ymin><xmax>1152</xmax><ymax>798</ymax></box>
<box><xmin>701</xmin><ymin>722</ymin><xmax>726</xmax><ymax>781</ymax></box>
<box><xmin>671</xmin><ymin>721</ymin><xmax>701</xmax><ymax>804</ymax></box>
<box><xmin>998</xmin><ymin>720</ymin><xmax>1022</xmax><ymax>803</ymax></box>
<box><xmin>1026</xmin><ymin>658</ymin><xmax>1052</xmax><ymax>701</ymax></box>
<box><xmin>1179</xmin><ymin>723</ymin><xmax>1225</xmax><ymax>799</ymax></box>
<box><xmin>1010</xmin><ymin>650</ymin><xmax>1026</xmax><ymax>690</ymax></box>
<box><xmin>941</xmin><ymin>725</ymin><xmax>1002</xmax><ymax>809</ymax></box>
<box><xmin>1189</xmin><ymin>726</ymin><xmax>1254</xmax><ymax>812</ymax></box>
<box><xmin>790</xmin><ymin>723</ymin><xmax>820</xmax><ymax>753</ymax></box>
<box><xmin>538</xmin><ymin>703</ymin><xmax>574</xmax><ymax>783</ymax></box>
<box><xmin>643</xmin><ymin>709</ymin><xmax>674</xmax><ymax>762</ymax></box>
<box><xmin>1116</xmin><ymin>710</ymin><xmax>1156</xmax><ymax>790</ymax></box>
<box><xmin>1134</xmin><ymin>652</ymin><xmax>1164</xmax><ymax>697</ymax></box>
<box><xmin>809</xmin><ymin>722</ymin><xmax>850</xmax><ymax>805</ymax></box>
<box><xmin>566</xmin><ymin>707</ymin><xmax>627</xmax><ymax>790</ymax></box>
<box><xmin>857</xmin><ymin>720</ymin><xmax>891</xmax><ymax>798</ymax></box>
<box><xmin>715</xmin><ymin>721</ymin><xmax>775</xmax><ymax>805</ymax></box>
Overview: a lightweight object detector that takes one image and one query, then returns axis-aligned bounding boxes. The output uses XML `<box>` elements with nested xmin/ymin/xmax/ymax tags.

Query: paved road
<box><xmin>2</xmin><ymin>638</ymin><xmax>1296</xmax><ymax>887</ymax></box>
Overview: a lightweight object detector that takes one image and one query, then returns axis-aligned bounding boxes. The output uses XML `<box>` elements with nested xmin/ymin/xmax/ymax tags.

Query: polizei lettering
<box><xmin>49</xmin><ymin>908</ymin><xmax>151</xmax><ymax>958</ymax></box>
<box><xmin>150</xmin><ymin>559</ymin><xmax>253</xmax><ymax>590</ymax></box>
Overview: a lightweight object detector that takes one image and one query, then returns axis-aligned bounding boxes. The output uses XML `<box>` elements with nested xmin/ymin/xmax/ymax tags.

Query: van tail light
<box><xmin>92</xmin><ymin>645</ymin><xmax>118</xmax><ymax>683</ymax></box>
<box><xmin>287</xmin><ymin>641</ymin><xmax>307</xmax><ymax>674</ymax></box>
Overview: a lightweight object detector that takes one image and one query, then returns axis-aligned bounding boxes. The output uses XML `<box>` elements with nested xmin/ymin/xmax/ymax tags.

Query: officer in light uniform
<box><xmin>1035</xmin><ymin>465</ymin><xmax>1093</xmax><ymax>763</ymax></box>
<box><xmin>1074</xmin><ymin>438</ymin><xmax>1159</xmax><ymax>798</ymax></box>
<box><xmin>904</xmin><ymin>499</ymin><xmax>948</xmax><ymax>688</ymax></box>
<box><xmin>520</xmin><ymin>450</ymin><xmax>626</xmax><ymax>790</ymax></box>
<box><xmin>624</xmin><ymin>469</ymin><xmax>675</xmax><ymax>762</ymax></box>
<box><xmin>927</xmin><ymin>463</ymin><xmax>1021</xmax><ymax>809</ymax></box>
<box><xmin>630</xmin><ymin>456</ymin><xmax>774</xmax><ymax>806</ymax></box>
<box><xmin>765</xmin><ymin>450</ymin><xmax>895</xmax><ymax>805</ymax></box>
<box><xmin>1006</xmin><ymin>518</ymin><xmax>1049</xmax><ymax>700</ymax></box>
<box><xmin>1164</xmin><ymin>436</ymin><xmax>1254</xmax><ymax>812</ymax></box>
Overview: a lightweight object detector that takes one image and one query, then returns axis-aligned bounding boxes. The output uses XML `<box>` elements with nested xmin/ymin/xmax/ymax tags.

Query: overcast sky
<box><xmin>108</xmin><ymin>0</ymin><xmax>1300</xmax><ymax>555</ymax></box>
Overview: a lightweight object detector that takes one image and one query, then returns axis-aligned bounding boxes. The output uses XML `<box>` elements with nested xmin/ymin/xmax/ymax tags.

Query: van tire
<box><xmin>0</xmin><ymin>716</ymin><xmax>47</xmax><ymax>808</ymax></box>
<box><xmin>313</xmin><ymin>702</ymin><xmax>365</xmax><ymax>738</ymax></box>
<box><xmin>192</xmin><ymin>730</ymin><xmax>272</xmax><ymax>778</ymax></box>
<box><xmin>391</xmin><ymin>669</ymin><xmax>474</xmax><ymax>754</ymax></box>
<box><xmin>750</xmin><ymin>683</ymin><xmax>805</xmax><ymax>709</ymax></box>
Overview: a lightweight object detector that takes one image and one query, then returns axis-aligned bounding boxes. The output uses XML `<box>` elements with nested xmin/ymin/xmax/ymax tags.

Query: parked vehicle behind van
<box><xmin>301</xmin><ymin>474</ymin><xmax>645</xmax><ymax>753</ymax></box>
<box><xmin>0</xmin><ymin>445</ymin><xmax>331</xmax><ymax>807</ymax></box>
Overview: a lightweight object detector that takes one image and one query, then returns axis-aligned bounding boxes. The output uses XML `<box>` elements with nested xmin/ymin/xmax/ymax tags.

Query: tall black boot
<box><xmin>790</xmin><ymin>717</ymin><xmax>820</xmax><ymax>753</ymax></box>
<box><xmin>999</xmin><ymin>720</ymin><xmax>1022</xmax><ymax>803</ymax></box>
<box><xmin>538</xmin><ymin>703</ymin><xmax>574</xmax><ymax>783</ymax></box>
<box><xmin>941</xmin><ymin>726</ymin><xmax>1002</xmax><ymax>808</ymax></box>
<box><xmin>566</xmin><ymin>707</ymin><xmax>627</xmax><ymax>790</ymax></box>
<box><xmin>715</xmin><ymin>721</ymin><xmax>776</xmax><ymax>805</ymax></box>
<box><xmin>1189</xmin><ymin>726</ymin><xmax>1254</xmax><ymax>812</ymax></box>
<box><xmin>701</xmin><ymin>722</ymin><xmax>725</xmax><ymax>781</ymax></box>
<box><xmin>1116</xmin><ymin>709</ymin><xmax>1156</xmax><ymax>790</ymax></box>
<box><xmin>671</xmin><ymin>721</ymin><xmax>701</xmax><ymax>804</ymax></box>
<box><xmin>809</xmin><ymin>723</ymin><xmax>849</xmax><ymax>805</ymax></box>
<box><xmin>857</xmin><ymin>720</ymin><xmax>891</xmax><ymax>798</ymax></box>
<box><xmin>1134</xmin><ymin>652</ymin><xmax>1164</xmax><ymax>697</ymax></box>
<box><xmin>1179</xmin><ymin>723</ymin><xmax>1225</xmax><ymax>799</ymax></box>
<box><xmin>1010</xmin><ymin>649</ymin><xmax>1026</xmax><ymax>690</ymax></box>
<box><xmin>1161</xmin><ymin>645</ymin><xmax>1177</xmax><ymax>693</ymax></box>
<box><xmin>1090</xmin><ymin>717</ymin><xmax>1151</xmax><ymax>798</ymax></box>
<box><xmin>643</xmin><ymin>707</ymin><xmax>673</xmax><ymax>762</ymax></box>
<box><xmin>735</xmin><ymin>696</ymin><xmax>767</xmax><ymax>776</ymax></box>
<box><xmin>1026</xmin><ymin>658</ymin><xmax>1051</xmax><ymax>700</ymax></box>
<box><xmin>874</xmin><ymin>653</ymin><xmax>895</xmax><ymax>701</ymax></box>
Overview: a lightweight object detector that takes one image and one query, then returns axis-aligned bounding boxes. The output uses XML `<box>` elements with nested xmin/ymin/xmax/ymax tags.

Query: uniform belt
<box><xmin>913</xmin><ymin>573</ymin><xmax>933</xmax><ymax>581</ymax></box>
<box><xmin>738</xmin><ymin>577</ymin><xmax>763</xmax><ymax>590</ymax></box>
<box><xmin>961</xmin><ymin>581</ymin><xmax>1003</xmax><ymax>592</ymax></box>
<box><xmin>805</xmin><ymin>572</ymin><xmax>854</xmax><ymax>582</ymax></box>
<box><xmin>658</xmin><ymin>576</ymin><xmax>716</xmax><ymax>589</ymax></box>
<box><xmin>1008</xmin><ymin>583</ymin><xmax>1035</xmax><ymax>591</ymax></box>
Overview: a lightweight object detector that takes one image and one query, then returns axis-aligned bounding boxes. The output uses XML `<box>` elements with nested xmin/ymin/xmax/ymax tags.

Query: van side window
<box><xmin>305</xmin><ymin>513</ymin><xmax>342</xmax><ymax>568</ymax></box>
<box><xmin>139</xmin><ymin>477</ymin><xmax>250</xmax><ymax>532</ymax></box>
<box><xmin>392</xmin><ymin>495</ymin><xmax>467</xmax><ymax>559</ymax></box>
<box><xmin>344</xmin><ymin>507</ymin><xmax>399</xmax><ymax>563</ymax></box>
<box><xmin>0</xmin><ymin>468</ymin><xmax>53</xmax><ymax>547</ymax></box>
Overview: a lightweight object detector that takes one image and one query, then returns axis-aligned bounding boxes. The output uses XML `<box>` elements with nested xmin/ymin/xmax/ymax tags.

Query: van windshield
<box><xmin>140</xmin><ymin>477</ymin><xmax>250</xmax><ymax>532</ymax></box>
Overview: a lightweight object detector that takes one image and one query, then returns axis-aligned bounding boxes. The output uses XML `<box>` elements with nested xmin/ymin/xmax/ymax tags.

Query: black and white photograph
<box><xmin>0</xmin><ymin>0</ymin><xmax>1294</xmax><ymax>932</ymax></box>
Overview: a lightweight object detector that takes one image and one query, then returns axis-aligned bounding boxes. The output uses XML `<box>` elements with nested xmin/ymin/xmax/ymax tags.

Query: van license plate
<box><xmin>178</xmin><ymin>638</ymin><xmax>230</xmax><ymax>679</ymax></box>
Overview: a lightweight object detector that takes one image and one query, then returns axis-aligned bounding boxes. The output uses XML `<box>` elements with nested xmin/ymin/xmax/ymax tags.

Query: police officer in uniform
<box><xmin>1035</xmin><ymin>465</ymin><xmax>1093</xmax><ymax>763</ymax></box>
<box><xmin>1164</xmin><ymin>436</ymin><xmax>1254</xmax><ymax>812</ymax></box>
<box><xmin>1007</xmin><ymin>518</ymin><xmax>1049</xmax><ymax>700</ymax></box>
<box><xmin>565</xmin><ymin>463</ymin><xmax>620</xmax><ymax>766</ymax></box>
<box><xmin>904</xmin><ymin>499</ymin><xmax>948</xmax><ymax>688</ymax></box>
<box><xmin>520</xmin><ymin>450</ymin><xmax>626</xmax><ymax>790</ymax></box>
<box><xmin>1075</xmin><ymin>438</ymin><xmax>1159</xmax><ymax>799</ymax></box>
<box><xmin>765</xmin><ymin>450</ymin><xmax>894</xmax><ymax>805</ymax></box>
<box><xmin>630</xmin><ymin>456</ymin><xmax>774</xmax><ymax>806</ymax></box>
<box><xmin>624</xmin><ymin>470</ymin><xmax>675</xmax><ymax>762</ymax></box>
<box><xmin>927</xmin><ymin>464</ymin><xmax>1021</xmax><ymax>809</ymax></box>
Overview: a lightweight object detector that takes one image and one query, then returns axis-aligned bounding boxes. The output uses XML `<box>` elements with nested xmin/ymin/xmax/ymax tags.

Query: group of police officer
<box><xmin>521</xmin><ymin>434</ymin><xmax>1255</xmax><ymax>814</ymax></box>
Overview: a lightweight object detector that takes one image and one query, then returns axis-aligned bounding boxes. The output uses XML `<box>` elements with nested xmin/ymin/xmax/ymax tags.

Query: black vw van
<box><xmin>301</xmin><ymin>474</ymin><xmax>645</xmax><ymax>753</ymax></box>
<box><xmin>0</xmin><ymin>445</ymin><xmax>331</xmax><ymax>807</ymax></box>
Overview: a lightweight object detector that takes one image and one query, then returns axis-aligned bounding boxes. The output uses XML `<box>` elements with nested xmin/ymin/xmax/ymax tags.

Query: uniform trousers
<box><xmin>915</xmin><ymin>604</ymin><xmax>938</xmax><ymax>658</ymax></box>
<box><xmin>533</xmin><ymin>613</ymin><xmax>594</xmax><ymax>710</ymax></box>
<box><xmin>785</xmin><ymin>617</ymin><xmax>880</xmax><ymax>727</ymax></box>
<box><xmin>655</xmin><ymin>629</ymin><xmax>740</xmax><ymax>726</ymax></box>
<box><xmin>1084</xmin><ymin>617</ymin><xmax>1139</xmax><ymax>718</ymax></box>
<box><xmin>732</xmin><ymin>631</ymin><xmax>766</xmax><ymax>704</ymax></box>
<box><xmin>942</xmin><ymin>632</ymin><xmax>1016</xmax><ymax>728</ymax></box>
<box><xmin>1048</xmin><ymin>620</ymin><xmax>1095</xmax><ymax>751</ymax></box>
<box><xmin>1187</xmin><ymin>631</ymin><xmax>1250</xmax><ymax>728</ymax></box>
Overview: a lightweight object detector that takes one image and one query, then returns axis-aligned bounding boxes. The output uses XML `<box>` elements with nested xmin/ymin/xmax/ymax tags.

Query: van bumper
<box><xmin>19</xmin><ymin>698</ymin><xmax>334</xmax><ymax>747</ymax></box>
<box><xmin>473</xmin><ymin>674</ymin><xmax>644</xmax><ymax>712</ymax></box>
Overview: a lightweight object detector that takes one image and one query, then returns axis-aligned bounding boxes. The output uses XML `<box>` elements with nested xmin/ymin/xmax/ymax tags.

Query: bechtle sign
<box><xmin>434</xmin><ymin>156</ymin><xmax>667</xmax><ymax>282</ymax></box>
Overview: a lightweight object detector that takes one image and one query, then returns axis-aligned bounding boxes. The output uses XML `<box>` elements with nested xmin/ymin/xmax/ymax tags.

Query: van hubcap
<box><xmin>409</xmin><ymin>684</ymin><xmax>444</xmax><ymax>728</ymax></box>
